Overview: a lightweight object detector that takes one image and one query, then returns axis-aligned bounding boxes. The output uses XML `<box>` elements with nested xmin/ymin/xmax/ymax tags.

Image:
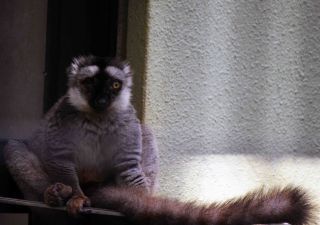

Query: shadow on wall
<box><xmin>140</xmin><ymin>0</ymin><xmax>320</xmax><ymax>201</ymax></box>
<box><xmin>145</xmin><ymin>1</ymin><xmax>320</xmax><ymax>159</ymax></box>
<box><xmin>298</xmin><ymin>0</ymin><xmax>320</xmax><ymax>156</ymax></box>
<box><xmin>194</xmin><ymin>0</ymin><xmax>320</xmax><ymax>157</ymax></box>
<box><xmin>226</xmin><ymin>0</ymin><xmax>271</xmax><ymax>155</ymax></box>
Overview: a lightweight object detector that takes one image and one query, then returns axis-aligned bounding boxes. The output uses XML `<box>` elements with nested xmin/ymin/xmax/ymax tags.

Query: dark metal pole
<box><xmin>0</xmin><ymin>196</ymin><xmax>123</xmax><ymax>217</ymax></box>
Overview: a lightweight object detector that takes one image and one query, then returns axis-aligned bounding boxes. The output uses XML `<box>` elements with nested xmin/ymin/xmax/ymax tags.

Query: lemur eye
<box><xmin>112</xmin><ymin>81</ymin><xmax>121</xmax><ymax>90</ymax></box>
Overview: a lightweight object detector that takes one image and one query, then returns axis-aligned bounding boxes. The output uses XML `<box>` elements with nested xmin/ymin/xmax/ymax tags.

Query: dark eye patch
<box><xmin>81</xmin><ymin>77</ymin><xmax>97</xmax><ymax>87</ymax></box>
<box><xmin>80</xmin><ymin>73</ymin><xmax>122</xmax><ymax>98</ymax></box>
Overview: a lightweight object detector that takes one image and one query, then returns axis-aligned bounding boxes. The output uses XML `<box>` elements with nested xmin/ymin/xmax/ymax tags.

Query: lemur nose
<box><xmin>97</xmin><ymin>98</ymin><xmax>107</xmax><ymax>105</ymax></box>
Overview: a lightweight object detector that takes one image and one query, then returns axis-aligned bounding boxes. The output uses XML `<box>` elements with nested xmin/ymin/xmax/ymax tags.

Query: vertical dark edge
<box><xmin>43</xmin><ymin>0</ymin><xmax>61</xmax><ymax>113</ymax></box>
<box><xmin>125</xmin><ymin>0</ymin><xmax>149</xmax><ymax>120</ymax></box>
<box><xmin>116</xmin><ymin>0</ymin><xmax>129</xmax><ymax>59</ymax></box>
<box><xmin>139</xmin><ymin>0</ymin><xmax>149</xmax><ymax>123</ymax></box>
<box><xmin>140</xmin><ymin>0</ymin><xmax>150</xmax><ymax>123</ymax></box>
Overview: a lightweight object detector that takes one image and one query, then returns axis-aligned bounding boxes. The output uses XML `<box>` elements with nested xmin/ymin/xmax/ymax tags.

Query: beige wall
<box><xmin>127</xmin><ymin>0</ymin><xmax>320</xmax><ymax>205</ymax></box>
<box><xmin>0</xmin><ymin>0</ymin><xmax>47</xmax><ymax>139</ymax></box>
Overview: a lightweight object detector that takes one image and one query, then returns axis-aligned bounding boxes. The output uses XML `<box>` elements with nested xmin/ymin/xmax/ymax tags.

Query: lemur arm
<box><xmin>112</xmin><ymin>121</ymin><xmax>151</xmax><ymax>192</ymax></box>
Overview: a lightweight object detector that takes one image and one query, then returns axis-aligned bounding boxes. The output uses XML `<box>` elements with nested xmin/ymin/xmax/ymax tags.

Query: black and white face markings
<box><xmin>67</xmin><ymin>56</ymin><xmax>132</xmax><ymax>113</ymax></box>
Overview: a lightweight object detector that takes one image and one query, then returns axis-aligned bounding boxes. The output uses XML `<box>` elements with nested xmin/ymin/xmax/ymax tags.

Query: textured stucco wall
<box><xmin>128</xmin><ymin>0</ymin><xmax>320</xmax><ymax>203</ymax></box>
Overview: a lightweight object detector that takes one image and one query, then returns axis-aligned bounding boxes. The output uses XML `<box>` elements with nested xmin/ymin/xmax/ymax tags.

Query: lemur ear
<box><xmin>122</xmin><ymin>62</ymin><xmax>133</xmax><ymax>77</ymax></box>
<box><xmin>67</xmin><ymin>55</ymin><xmax>95</xmax><ymax>75</ymax></box>
<box><xmin>108</xmin><ymin>59</ymin><xmax>133</xmax><ymax>86</ymax></box>
<box><xmin>121</xmin><ymin>62</ymin><xmax>133</xmax><ymax>87</ymax></box>
<box><xmin>67</xmin><ymin>55</ymin><xmax>96</xmax><ymax>87</ymax></box>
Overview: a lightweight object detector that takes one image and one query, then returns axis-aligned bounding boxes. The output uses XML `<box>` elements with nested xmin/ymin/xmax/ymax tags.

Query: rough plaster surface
<box><xmin>127</xmin><ymin>0</ymin><xmax>320</xmax><ymax>202</ymax></box>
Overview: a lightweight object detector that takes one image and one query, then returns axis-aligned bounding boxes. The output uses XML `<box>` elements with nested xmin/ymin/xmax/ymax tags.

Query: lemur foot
<box><xmin>44</xmin><ymin>183</ymin><xmax>73</xmax><ymax>207</ymax></box>
<box><xmin>66</xmin><ymin>194</ymin><xmax>91</xmax><ymax>216</ymax></box>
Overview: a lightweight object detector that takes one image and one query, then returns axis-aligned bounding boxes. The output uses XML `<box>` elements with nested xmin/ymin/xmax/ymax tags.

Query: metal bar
<box><xmin>0</xmin><ymin>196</ymin><xmax>123</xmax><ymax>217</ymax></box>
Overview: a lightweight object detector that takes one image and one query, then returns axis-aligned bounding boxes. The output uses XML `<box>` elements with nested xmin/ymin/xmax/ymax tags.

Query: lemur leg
<box><xmin>4</xmin><ymin>140</ymin><xmax>72</xmax><ymax>205</ymax></box>
<box><xmin>141</xmin><ymin>124</ymin><xmax>159</xmax><ymax>193</ymax></box>
<box><xmin>4</xmin><ymin>140</ymin><xmax>50</xmax><ymax>200</ymax></box>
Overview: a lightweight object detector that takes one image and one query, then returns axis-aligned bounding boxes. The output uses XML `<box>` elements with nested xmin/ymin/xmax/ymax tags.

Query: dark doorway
<box><xmin>44</xmin><ymin>0</ymin><xmax>127</xmax><ymax>112</ymax></box>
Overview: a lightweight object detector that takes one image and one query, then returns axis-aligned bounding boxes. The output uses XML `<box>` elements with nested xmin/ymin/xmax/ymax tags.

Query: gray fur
<box><xmin>4</xmin><ymin>56</ymin><xmax>159</xmax><ymax>207</ymax></box>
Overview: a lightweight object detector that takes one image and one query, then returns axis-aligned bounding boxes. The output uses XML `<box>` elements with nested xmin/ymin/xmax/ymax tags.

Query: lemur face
<box><xmin>67</xmin><ymin>56</ymin><xmax>132</xmax><ymax>113</ymax></box>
